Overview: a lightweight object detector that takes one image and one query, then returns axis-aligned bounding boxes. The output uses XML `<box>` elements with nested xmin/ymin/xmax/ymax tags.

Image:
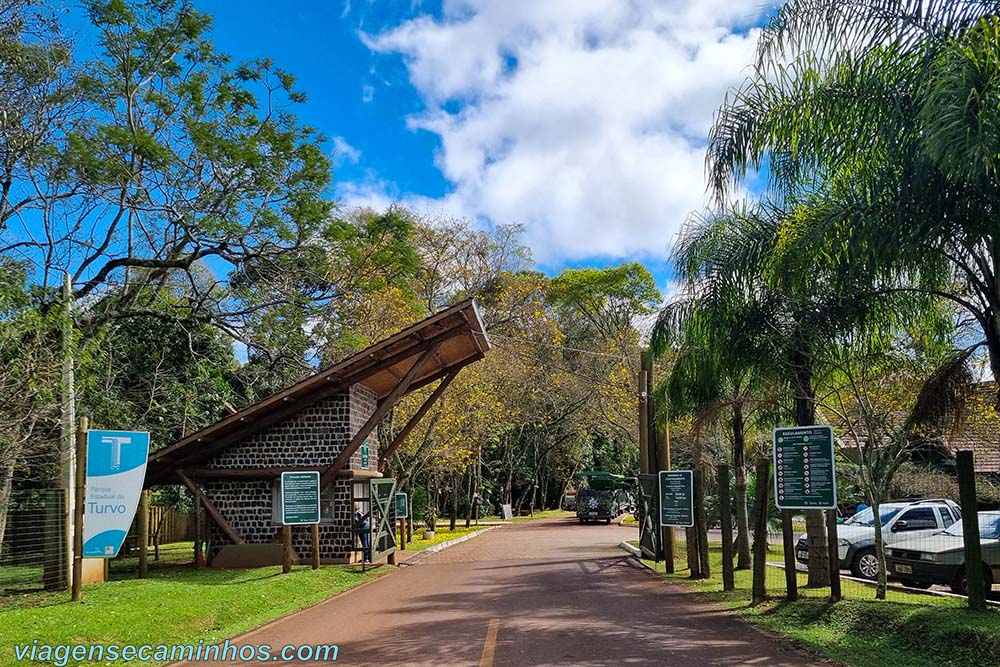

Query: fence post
<box><xmin>751</xmin><ymin>459</ymin><xmax>770</xmax><ymax>605</ymax></box>
<box><xmin>957</xmin><ymin>451</ymin><xmax>986</xmax><ymax>611</ymax></box>
<box><xmin>71</xmin><ymin>417</ymin><xmax>88</xmax><ymax>602</ymax></box>
<box><xmin>138</xmin><ymin>490</ymin><xmax>149</xmax><ymax>578</ymax></box>
<box><xmin>781</xmin><ymin>511</ymin><xmax>798</xmax><ymax>601</ymax></box>
<box><xmin>718</xmin><ymin>463</ymin><xmax>735</xmax><ymax>591</ymax></box>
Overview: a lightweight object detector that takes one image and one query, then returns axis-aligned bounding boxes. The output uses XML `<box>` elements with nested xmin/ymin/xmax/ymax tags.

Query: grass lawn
<box><xmin>401</xmin><ymin>525</ymin><xmax>490</xmax><ymax>553</ymax></box>
<box><xmin>0</xmin><ymin>544</ymin><xmax>388</xmax><ymax>667</ymax></box>
<box><xmin>479</xmin><ymin>509</ymin><xmax>573</xmax><ymax>523</ymax></box>
<box><xmin>630</xmin><ymin>540</ymin><xmax>1000</xmax><ymax>667</ymax></box>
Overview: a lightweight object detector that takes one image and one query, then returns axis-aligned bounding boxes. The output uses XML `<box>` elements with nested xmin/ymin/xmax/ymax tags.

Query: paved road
<box><xmin>190</xmin><ymin>517</ymin><xmax>820</xmax><ymax>666</ymax></box>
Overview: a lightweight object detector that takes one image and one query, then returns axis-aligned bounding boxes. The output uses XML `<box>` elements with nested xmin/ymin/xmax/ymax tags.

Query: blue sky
<box><xmin>56</xmin><ymin>0</ymin><xmax>775</xmax><ymax>296</ymax></box>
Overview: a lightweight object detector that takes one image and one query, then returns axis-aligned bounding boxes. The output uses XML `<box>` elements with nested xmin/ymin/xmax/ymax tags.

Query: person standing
<box><xmin>354</xmin><ymin>503</ymin><xmax>371</xmax><ymax>562</ymax></box>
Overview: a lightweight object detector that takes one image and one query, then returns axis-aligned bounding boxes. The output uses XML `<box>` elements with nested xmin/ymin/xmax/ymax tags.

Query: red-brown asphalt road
<box><xmin>182</xmin><ymin>517</ymin><xmax>820</xmax><ymax>667</ymax></box>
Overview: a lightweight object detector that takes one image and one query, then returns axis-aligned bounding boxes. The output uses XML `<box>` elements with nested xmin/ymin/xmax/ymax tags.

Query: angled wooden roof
<box><xmin>145</xmin><ymin>299</ymin><xmax>489</xmax><ymax>485</ymax></box>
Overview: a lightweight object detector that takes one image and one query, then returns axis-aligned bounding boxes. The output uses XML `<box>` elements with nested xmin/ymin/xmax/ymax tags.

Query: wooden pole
<box><xmin>638</xmin><ymin>370</ymin><xmax>650</xmax><ymax>475</ymax></box>
<box><xmin>826</xmin><ymin>509</ymin><xmax>841</xmax><ymax>602</ymax></box>
<box><xmin>193</xmin><ymin>494</ymin><xmax>205</xmax><ymax>568</ymax></box>
<box><xmin>71</xmin><ymin>417</ymin><xmax>88</xmax><ymax>602</ymax></box>
<box><xmin>718</xmin><ymin>464</ymin><xmax>735</xmax><ymax>591</ymax></box>
<box><xmin>781</xmin><ymin>511</ymin><xmax>798</xmax><ymax>601</ymax></box>
<box><xmin>399</xmin><ymin>519</ymin><xmax>406</xmax><ymax>550</ymax></box>
<box><xmin>282</xmin><ymin>525</ymin><xmax>292</xmax><ymax>574</ymax></box>
<box><xmin>311</xmin><ymin>523</ymin><xmax>321</xmax><ymax>570</ymax></box>
<box><xmin>694</xmin><ymin>467</ymin><xmax>710</xmax><ymax>578</ymax></box>
<box><xmin>138</xmin><ymin>490</ymin><xmax>149</xmax><ymax>578</ymax></box>
<box><xmin>751</xmin><ymin>459</ymin><xmax>770</xmax><ymax>605</ymax></box>
<box><xmin>957</xmin><ymin>451</ymin><xmax>986</xmax><ymax>611</ymax></box>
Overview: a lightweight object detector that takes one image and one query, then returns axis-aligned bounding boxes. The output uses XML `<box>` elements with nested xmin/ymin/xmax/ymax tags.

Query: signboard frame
<box><xmin>280</xmin><ymin>471</ymin><xmax>321</xmax><ymax>526</ymax></box>
<box><xmin>83</xmin><ymin>429</ymin><xmax>151</xmax><ymax>558</ymax></box>
<box><xmin>658</xmin><ymin>470</ymin><xmax>694</xmax><ymax>528</ymax></box>
<box><xmin>772</xmin><ymin>425</ymin><xmax>838</xmax><ymax>510</ymax></box>
<box><xmin>394</xmin><ymin>492</ymin><xmax>409</xmax><ymax>519</ymax></box>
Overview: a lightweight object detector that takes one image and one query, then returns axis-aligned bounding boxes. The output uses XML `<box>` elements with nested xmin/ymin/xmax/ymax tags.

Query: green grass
<box><xmin>630</xmin><ymin>540</ymin><xmax>1000</xmax><ymax>667</ymax></box>
<box><xmin>479</xmin><ymin>509</ymin><xmax>573</xmax><ymax>523</ymax></box>
<box><xmin>402</xmin><ymin>525</ymin><xmax>489</xmax><ymax>553</ymax></box>
<box><xmin>0</xmin><ymin>547</ymin><xmax>388</xmax><ymax>667</ymax></box>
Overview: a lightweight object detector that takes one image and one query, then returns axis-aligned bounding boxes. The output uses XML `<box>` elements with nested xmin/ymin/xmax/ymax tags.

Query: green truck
<box><xmin>574</xmin><ymin>471</ymin><xmax>637</xmax><ymax>524</ymax></box>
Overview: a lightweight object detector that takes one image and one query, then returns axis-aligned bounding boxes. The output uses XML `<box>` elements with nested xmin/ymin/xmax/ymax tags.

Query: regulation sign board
<box><xmin>773</xmin><ymin>425</ymin><xmax>837</xmax><ymax>510</ymax></box>
<box><xmin>658</xmin><ymin>470</ymin><xmax>694</xmax><ymax>528</ymax></box>
<box><xmin>394</xmin><ymin>492</ymin><xmax>408</xmax><ymax>519</ymax></box>
<box><xmin>280</xmin><ymin>471</ymin><xmax>321</xmax><ymax>525</ymax></box>
<box><xmin>83</xmin><ymin>430</ymin><xmax>150</xmax><ymax>558</ymax></box>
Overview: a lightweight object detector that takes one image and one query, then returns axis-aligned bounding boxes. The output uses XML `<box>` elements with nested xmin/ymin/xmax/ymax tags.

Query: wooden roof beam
<box><xmin>320</xmin><ymin>342</ymin><xmax>442</xmax><ymax>487</ymax></box>
<box><xmin>176</xmin><ymin>469</ymin><xmax>245</xmax><ymax>545</ymax></box>
<box><xmin>379</xmin><ymin>369</ymin><xmax>459</xmax><ymax>472</ymax></box>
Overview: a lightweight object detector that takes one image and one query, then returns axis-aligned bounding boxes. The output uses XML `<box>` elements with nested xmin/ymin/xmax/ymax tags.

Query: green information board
<box><xmin>395</xmin><ymin>492</ymin><xmax>408</xmax><ymax>519</ymax></box>
<box><xmin>773</xmin><ymin>426</ymin><xmax>837</xmax><ymax>510</ymax></box>
<box><xmin>658</xmin><ymin>470</ymin><xmax>694</xmax><ymax>528</ymax></box>
<box><xmin>361</xmin><ymin>441</ymin><xmax>370</xmax><ymax>468</ymax></box>
<box><xmin>281</xmin><ymin>471</ymin><xmax>320</xmax><ymax>525</ymax></box>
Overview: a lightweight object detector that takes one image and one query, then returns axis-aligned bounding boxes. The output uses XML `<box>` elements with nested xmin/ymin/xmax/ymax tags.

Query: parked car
<box><xmin>886</xmin><ymin>511</ymin><xmax>1000</xmax><ymax>595</ymax></box>
<box><xmin>795</xmin><ymin>499</ymin><xmax>961</xmax><ymax>579</ymax></box>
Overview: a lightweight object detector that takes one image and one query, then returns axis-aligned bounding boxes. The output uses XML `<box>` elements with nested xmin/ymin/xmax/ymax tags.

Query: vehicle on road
<box><xmin>795</xmin><ymin>499</ymin><xmax>961</xmax><ymax>580</ymax></box>
<box><xmin>885</xmin><ymin>512</ymin><xmax>1000</xmax><ymax>595</ymax></box>
<box><xmin>574</xmin><ymin>471</ymin><xmax>636</xmax><ymax>524</ymax></box>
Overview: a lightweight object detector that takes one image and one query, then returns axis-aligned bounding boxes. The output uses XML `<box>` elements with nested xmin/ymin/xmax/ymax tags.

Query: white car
<box><xmin>795</xmin><ymin>499</ymin><xmax>962</xmax><ymax>579</ymax></box>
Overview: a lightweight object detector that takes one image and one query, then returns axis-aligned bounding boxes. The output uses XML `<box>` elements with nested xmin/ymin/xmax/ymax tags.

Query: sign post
<box><xmin>658</xmin><ymin>470</ymin><xmax>694</xmax><ymax>528</ymax></box>
<box><xmin>772</xmin><ymin>426</ymin><xmax>837</xmax><ymax>510</ymax></box>
<box><xmin>83</xmin><ymin>429</ymin><xmax>150</xmax><ymax>558</ymax></box>
<box><xmin>395</xmin><ymin>492</ymin><xmax>408</xmax><ymax>553</ymax></box>
<box><xmin>279</xmin><ymin>471</ymin><xmax>320</xmax><ymax>574</ymax></box>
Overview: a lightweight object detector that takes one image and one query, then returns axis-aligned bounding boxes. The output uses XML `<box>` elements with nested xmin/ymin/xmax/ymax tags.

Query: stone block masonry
<box><xmin>204</xmin><ymin>384</ymin><xmax>378</xmax><ymax>563</ymax></box>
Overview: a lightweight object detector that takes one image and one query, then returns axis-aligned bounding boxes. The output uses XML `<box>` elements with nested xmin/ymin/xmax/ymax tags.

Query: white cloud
<box><xmin>356</xmin><ymin>0</ymin><xmax>769</xmax><ymax>263</ymax></box>
<box><xmin>331</xmin><ymin>136</ymin><xmax>362</xmax><ymax>166</ymax></box>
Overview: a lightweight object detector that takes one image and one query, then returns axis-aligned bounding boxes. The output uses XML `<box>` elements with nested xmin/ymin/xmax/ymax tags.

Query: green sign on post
<box><xmin>395</xmin><ymin>492</ymin><xmax>408</xmax><ymax>519</ymax></box>
<box><xmin>773</xmin><ymin>425</ymin><xmax>837</xmax><ymax>510</ymax></box>
<box><xmin>280</xmin><ymin>471</ymin><xmax>320</xmax><ymax>525</ymax></box>
<box><xmin>361</xmin><ymin>441</ymin><xmax>370</xmax><ymax>468</ymax></box>
<box><xmin>658</xmin><ymin>470</ymin><xmax>694</xmax><ymax>528</ymax></box>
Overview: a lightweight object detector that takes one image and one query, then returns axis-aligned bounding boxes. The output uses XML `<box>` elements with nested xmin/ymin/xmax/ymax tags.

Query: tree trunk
<box><xmin>732</xmin><ymin>404</ymin><xmax>751</xmax><ymax>570</ymax></box>
<box><xmin>0</xmin><ymin>460</ymin><xmax>15</xmax><ymax>557</ymax></box>
<box><xmin>794</xmin><ymin>352</ymin><xmax>830</xmax><ymax>587</ymax></box>
<box><xmin>464</xmin><ymin>467</ymin><xmax>472</xmax><ymax>528</ymax></box>
<box><xmin>449</xmin><ymin>473</ymin><xmax>458</xmax><ymax>531</ymax></box>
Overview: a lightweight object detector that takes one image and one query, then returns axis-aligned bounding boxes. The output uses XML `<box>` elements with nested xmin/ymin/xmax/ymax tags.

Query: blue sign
<box><xmin>83</xmin><ymin>430</ymin><xmax>150</xmax><ymax>558</ymax></box>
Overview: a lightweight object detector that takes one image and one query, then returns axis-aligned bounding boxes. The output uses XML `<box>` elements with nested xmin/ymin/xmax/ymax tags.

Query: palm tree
<box><xmin>707</xmin><ymin>0</ymin><xmax>1000</xmax><ymax>408</ymax></box>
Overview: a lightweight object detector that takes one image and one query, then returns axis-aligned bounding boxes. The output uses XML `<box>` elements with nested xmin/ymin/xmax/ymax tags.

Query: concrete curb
<box><xmin>399</xmin><ymin>527</ymin><xmax>499</xmax><ymax>566</ymax></box>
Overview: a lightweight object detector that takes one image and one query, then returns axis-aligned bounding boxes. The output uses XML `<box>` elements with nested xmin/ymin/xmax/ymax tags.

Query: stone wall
<box><xmin>203</xmin><ymin>384</ymin><xmax>378</xmax><ymax>563</ymax></box>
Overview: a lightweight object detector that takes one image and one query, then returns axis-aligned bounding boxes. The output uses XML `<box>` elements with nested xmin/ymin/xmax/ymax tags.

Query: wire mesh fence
<box><xmin>0</xmin><ymin>489</ymin><xmax>69</xmax><ymax>594</ymax></box>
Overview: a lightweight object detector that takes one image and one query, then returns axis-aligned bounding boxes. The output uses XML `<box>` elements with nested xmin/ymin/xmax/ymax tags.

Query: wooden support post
<box><xmin>718</xmin><ymin>464</ymin><xmax>735</xmax><ymax>591</ymax></box>
<box><xmin>957</xmin><ymin>451</ymin><xmax>986</xmax><ymax>611</ymax></box>
<box><xmin>694</xmin><ymin>467</ymin><xmax>710</xmax><ymax>579</ymax></box>
<box><xmin>177</xmin><ymin>469</ymin><xmax>244</xmax><ymax>545</ymax></box>
<box><xmin>282</xmin><ymin>525</ymin><xmax>293</xmax><ymax>574</ymax></box>
<box><xmin>751</xmin><ymin>459</ymin><xmax>770</xmax><ymax>605</ymax></box>
<box><xmin>138</xmin><ymin>489</ymin><xmax>149</xmax><ymax>579</ymax></box>
<box><xmin>71</xmin><ymin>417</ymin><xmax>88</xmax><ymax>602</ymax></box>
<box><xmin>379</xmin><ymin>371</ymin><xmax>457</xmax><ymax>470</ymax></box>
<box><xmin>311</xmin><ymin>523</ymin><xmax>320</xmax><ymax>570</ymax></box>
<box><xmin>322</xmin><ymin>344</ymin><xmax>441</xmax><ymax>486</ymax></box>
<box><xmin>638</xmin><ymin>370</ymin><xmax>649</xmax><ymax>475</ymax></box>
<box><xmin>782</xmin><ymin>511</ymin><xmax>798</xmax><ymax>601</ymax></box>
<box><xmin>399</xmin><ymin>519</ymin><xmax>406</xmax><ymax>550</ymax></box>
<box><xmin>826</xmin><ymin>509</ymin><xmax>841</xmax><ymax>602</ymax></box>
<box><xmin>193</xmin><ymin>494</ymin><xmax>205</xmax><ymax>568</ymax></box>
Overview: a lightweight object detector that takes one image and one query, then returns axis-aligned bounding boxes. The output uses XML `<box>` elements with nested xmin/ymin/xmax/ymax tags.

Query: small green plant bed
<box><xmin>403</xmin><ymin>525</ymin><xmax>488</xmax><ymax>552</ymax></box>
<box><xmin>629</xmin><ymin>540</ymin><xmax>999</xmax><ymax>667</ymax></box>
<box><xmin>0</xmin><ymin>561</ymin><xmax>388</xmax><ymax>667</ymax></box>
